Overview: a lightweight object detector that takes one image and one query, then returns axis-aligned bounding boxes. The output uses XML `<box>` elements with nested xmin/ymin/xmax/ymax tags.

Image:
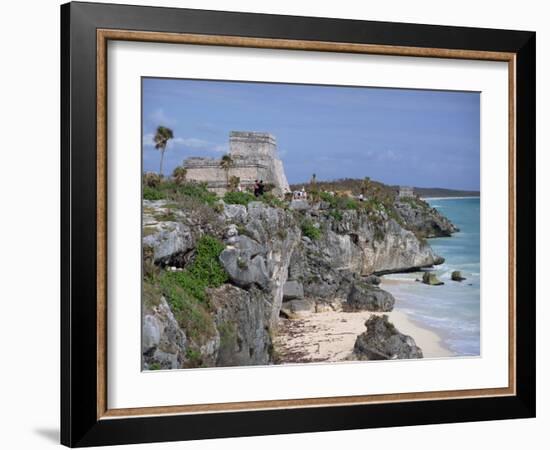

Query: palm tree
<box><xmin>153</xmin><ymin>126</ymin><xmax>174</xmax><ymax>177</ymax></box>
<box><xmin>220</xmin><ymin>154</ymin><xmax>234</xmax><ymax>187</ymax></box>
<box><xmin>172</xmin><ymin>166</ymin><xmax>187</xmax><ymax>186</ymax></box>
<box><xmin>309</xmin><ymin>173</ymin><xmax>320</xmax><ymax>202</ymax></box>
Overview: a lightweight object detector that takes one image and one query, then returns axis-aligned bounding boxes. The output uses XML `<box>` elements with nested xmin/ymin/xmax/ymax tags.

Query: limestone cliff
<box><xmin>141</xmin><ymin>188</ymin><xmax>454</xmax><ymax>369</ymax></box>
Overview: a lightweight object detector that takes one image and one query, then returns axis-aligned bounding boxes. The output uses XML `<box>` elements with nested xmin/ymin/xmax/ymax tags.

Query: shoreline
<box><xmin>421</xmin><ymin>196</ymin><xmax>480</xmax><ymax>200</ymax></box>
<box><xmin>273</xmin><ymin>306</ymin><xmax>453</xmax><ymax>364</ymax></box>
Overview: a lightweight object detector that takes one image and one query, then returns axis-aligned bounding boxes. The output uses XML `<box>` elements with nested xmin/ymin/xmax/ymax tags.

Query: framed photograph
<box><xmin>61</xmin><ymin>1</ymin><xmax>535</xmax><ymax>447</ymax></box>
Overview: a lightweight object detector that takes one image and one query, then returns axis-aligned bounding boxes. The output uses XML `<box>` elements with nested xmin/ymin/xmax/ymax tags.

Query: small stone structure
<box><xmin>183</xmin><ymin>131</ymin><xmax>290</xmax><ymax>196</ymax></box>
<box><xmin>398</xmin><ymin>186</ymin><xmax>415</xmax><ymax>198</ymax></box>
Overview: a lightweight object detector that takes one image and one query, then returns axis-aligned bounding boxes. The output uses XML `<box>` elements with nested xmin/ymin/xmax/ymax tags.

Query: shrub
<box><xmin>143</xmin><ymin>186</ymin><xmax>165</xmax><ymax>200</ymax></box>
<box><xmin>329</xmin><ymin>209</ymin><xmax>343</xmax><ymax>221</ymax></box>
<box><xmin>159</xmin><ymin>272</ymin><xmax>216</xmax><ymax>344</ymax></box>
<box><xmin>162</xmin><ymin>235</ymin><xmax>227</xmax><ymax>303</ymax></box>
<box><xmin>172</xmin><ymin>182</ymin><xmax>218</xmax><ymax>205</ymax></box>
<box><xmin>188</xmin><ymin>236</ymin><xmax>228</xmax><ymax>288</ymax></box>
<box><xmin>223</xmin><ymin>191</ymin><xmax>256</xmax><ymax>206</ymax></box>
<box><xmin>301</xmin><ymin>220</ymin><xmax>321</xmax><ymax>240</ymax></box>
<box><xmin>319</xmin><ymin>191</ymin><xmax>338</xmax><ymax>208</ymax></box>
<box><xmin>261</xmin><ymin>192</ymin><xmax>285</xmax><ymax>208</ymax></box>
<box><xmin>143</xmin><ymin>172</ymin><xmax>161</xmax><ymax>188</ymax></box>
<box><xmin>342</xmin><ymin>198</ymin><xmax>359</xmax><ymax>210</ymax></box>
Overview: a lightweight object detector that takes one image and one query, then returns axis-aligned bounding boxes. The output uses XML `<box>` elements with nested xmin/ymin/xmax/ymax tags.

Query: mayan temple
<box><xmin>182</xmin><ymin>131</ymin><xmax>290</xmax><ymax>196</ymax></box>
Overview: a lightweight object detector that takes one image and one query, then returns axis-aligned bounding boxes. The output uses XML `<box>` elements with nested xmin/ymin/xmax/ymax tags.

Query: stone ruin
<box><xmin>183</xmin><ymin>131</ymin><xmax>290</xmax><ymax>196</ymax></box>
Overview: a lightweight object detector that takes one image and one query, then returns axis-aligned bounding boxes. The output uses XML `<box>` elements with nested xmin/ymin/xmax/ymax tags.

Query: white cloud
<box><xmin>142</xmin><ymin>133</ymin><xmax>226</xmax><ymax>153</ymax></box>
<box><xmin>148</xmin><ymin>108</ymin><xmax>175</xmax><ymax>126</ymax></box>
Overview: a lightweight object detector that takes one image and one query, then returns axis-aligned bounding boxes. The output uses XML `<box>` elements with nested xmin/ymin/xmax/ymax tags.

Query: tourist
<box><xmin>253</xmin><ymin>179</ymin><xmax>260</xmax><ymax>197</ymax></box>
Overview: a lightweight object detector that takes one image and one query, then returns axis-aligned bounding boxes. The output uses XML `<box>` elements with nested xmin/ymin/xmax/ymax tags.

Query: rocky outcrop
<box><xmin>287</xmin><ymin>208</ymin><xmax>444</xmax><ymax>301</ymax></box>
<box><xmin>210</xmin><ymin>284</ymin><xmax>273</xmax><ymax>367</ymax></box>
<box><xmin>394</xmin><ymin>199</ymin><xmax>458</xmax><ymax>237</ymax></box>
<box><xmin>143</xmin><ymin>221</ymin><xmax>195</xmax><ymax>266</ymax></box>
<box><xmin>219</xmin><ymin>235</ymin><xmax>270</xmax><ymax>289</ymax></box>
<box><xmin>346</xmin><ymin>281</ymin><xmax>395</xmax><ymax>312</ymax></box>
<box><xmin>142</xmin><ymin>296</ymin><xmax>187</xmax><ymax>369</ymax></box>
<box><xmin>229</xmin><ymin>202</ymin><xmax>301</xmax><ymax>326</ymax></box>
<box><xmin>353</xmin><ymin>315</ymin><xmax>423</xmax><ymax>360</ymax></box>
<box><xmin>283</xmin><ymin>280</ymin><xmax>304</xmax><ymax>300</ymax></box>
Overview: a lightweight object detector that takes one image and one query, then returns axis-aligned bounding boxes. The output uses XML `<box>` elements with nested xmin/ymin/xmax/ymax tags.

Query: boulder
<box><xmin>451</xmin><ymin>270</ymin><xmax>466</xmax><ymax>281</ymax></box>
<box><xmin>143</xmin><ymin>222</ymin><xmax>194</xmax><ymax>266</ymax></box>
<box><xmin>363</xmin><ymin>274</ymin><xmax>381</xmax><ymax>286</ymax></box>
<box><xmin>346</xmin><ymin>281</ymin><xmax>395</xmax><ymax>312</ymax></box>
<box><xmin>223</xmin><ymin>204</ymin><xmax>248</xmax><ymax>223</ymax></box>
<box><xmin>280</xmin><ymin>299</ymin><xmax>316</xmax><ymax>318</ymax></box>
<box><xmin>289</xmin><ymin>199</ymin><xmax>310</xmax><ymax>210</ymax></box>
<box><xmin>283</xmin><ymin>280</ymin><xmax>304</xmax><ymax>301</ymax></box>
<box><xmin>422</xmin><ymin>272</ymin><xmax>444</xmax><ymax>286</ymax></box>
<box><xmin>142</xmin><ymin>296</ymin><xmax>187</xmax><ymax>370</ymax></box>
<box><xmin>354</xmin><ymin>315</ymin><xmax>423</xmax><ymax>360</ymax></box>
<box><xmin>219</xmin><ymin>247</ymin><xmax>270</xmax><ymax>289</ymax></box>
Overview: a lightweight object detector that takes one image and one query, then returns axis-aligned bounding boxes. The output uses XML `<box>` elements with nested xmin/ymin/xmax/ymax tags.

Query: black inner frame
<box><xmin>61</xmin><ymin>2</ymin><xmax>536</xmax><ymax>447</ymax></box>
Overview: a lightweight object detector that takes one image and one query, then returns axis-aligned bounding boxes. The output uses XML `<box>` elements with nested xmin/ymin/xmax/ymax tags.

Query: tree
<box><xmin>220</xmin><ymin>154</ymin><xmax>234</xmax><ymax>187</ymax></box>
<box><xmin>153</xmin><ymin>126</ymin><xmax>174</xmax><ymax>177</ymax></box>
<box><xmin>172</xmin><ymin>166</ymin><xmax>187</xmax><ymax>186</ymax></box>
<box><xmin>228</xmin><ymin>175</ymin><xmax>240</xmax><ymax>192</ymax></box>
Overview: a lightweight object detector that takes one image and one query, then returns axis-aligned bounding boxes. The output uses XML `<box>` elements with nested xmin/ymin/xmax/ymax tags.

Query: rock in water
<box><xmin>354</xmin><ymin>315</ymin><xmax>423</xmax><ymax>360</ymax></box>
<box><xmin>451</xmin><ymin>270</ymin><xmax>466</xmax><ymax>281</ymax></box>
<box><xmin>346</xmin><ymin>281</ymin><xmax>395</xmax><ymax>312</ymax></box>
<box><xmin>422</xmin><ymin>271</ymin><xmax>444</xmax><ymax>286</ymax></box>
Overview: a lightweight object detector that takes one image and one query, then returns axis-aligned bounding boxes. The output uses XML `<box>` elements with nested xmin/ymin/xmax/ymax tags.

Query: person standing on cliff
<box><xmin>253</xmin><ymin>179</ymin><xmax>260</xmax><ymax>197</ymax></box>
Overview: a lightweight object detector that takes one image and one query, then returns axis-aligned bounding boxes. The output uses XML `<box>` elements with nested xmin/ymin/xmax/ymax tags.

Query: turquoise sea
<box><xmin>383</xmin><ymin>197</ymin><xmax>481</xmax><ymax>356</ymax></box>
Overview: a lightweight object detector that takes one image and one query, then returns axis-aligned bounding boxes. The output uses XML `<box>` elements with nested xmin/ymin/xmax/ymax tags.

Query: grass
<box><xmin>223</xmin><ymin>191</ymin><xmax>256</xmax><ymax>206</ymax></box>
<box><xmin>143</xmin><ymin>181</ymin><xmax>218</xmax><ymax>205</ymax></box>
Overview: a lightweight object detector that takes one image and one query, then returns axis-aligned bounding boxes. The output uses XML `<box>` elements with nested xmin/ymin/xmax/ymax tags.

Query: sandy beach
<box><xmin>273</xmin><ymin>308</ymin><xmax>453</xmax><ymax>364</ymax></box>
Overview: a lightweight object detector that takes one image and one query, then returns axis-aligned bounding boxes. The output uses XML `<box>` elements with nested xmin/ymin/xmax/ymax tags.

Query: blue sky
<box><xmin>142</xmin><ymin>78</ymin><xmax>480</xmax><ymax>190</ymax></box>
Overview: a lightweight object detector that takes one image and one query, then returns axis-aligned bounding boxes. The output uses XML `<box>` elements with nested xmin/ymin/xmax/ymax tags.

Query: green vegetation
<box><xmin>172</xmin><ymin>166</ymin><xmax>187</xmax><ymax>186</ymax></box>
<box><xmin>143</xmin><ymin>172</ymin><xmax>162</xmax><ymax>188</ymax></box>
<box><xmin>223</xmin><ymin>191</ymin><xmax>256</xmax><ymax>206</ymax></box>
<box><xmin>148</xmin><ymin>363</ymin><xmax>161</xmax><ymax>370</ymax></box>
<box><xmin>328</xmin><ymin>209</ymin><xmax>343</xmax><ymax>221</ymax></box>
<box><xmin>143</xmin><ymin>234</ymin><xmax>227</xmax><ymax>361</ymax></box>
<box><xmin>301</xmin><ymin>219</ymin><xmax>321</xmax><ymax>241</ymax></box>
<box><xmin>143</xmin><ymin>181</ymin><xmax>218</xmax><ymax>205</ymax></box>
<box><xmin>163</xmin><ymin>235</ymin><xmax>228</xmax><ymax>303</ymax></box>
<box><xmin>143</xmin><ymin>186</ymin><xmax>166</xmax><ymax>200</ymax></box>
